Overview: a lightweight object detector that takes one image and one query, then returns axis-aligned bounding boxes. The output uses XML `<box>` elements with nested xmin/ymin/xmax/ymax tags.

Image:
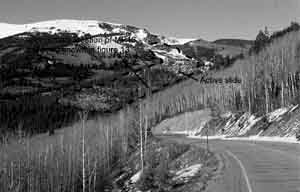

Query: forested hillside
<box><xmin>145</xmin><ymin>22</ymin><xmax>300</xmax><ymax>117</ymax></box>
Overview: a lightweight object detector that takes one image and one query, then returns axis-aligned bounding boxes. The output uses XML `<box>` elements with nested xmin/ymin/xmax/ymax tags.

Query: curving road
<box><xmin>158</xmin><ymin>135</ymin><xmax>300</xmax><ymax>192</ymax></box>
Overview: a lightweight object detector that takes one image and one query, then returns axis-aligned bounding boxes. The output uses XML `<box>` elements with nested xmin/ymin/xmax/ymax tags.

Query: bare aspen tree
<box><xmin>292</xmin><ymin>73</ymin><xmax>296</xmax><ymax>99</ymax></box>
<box><xmin>288</xmin><ymin>73</ymin><xmax>292</xmax><ymax>102</ymax></box>
<box><xmin>144</xmin><ymin>66</ymin><xmax>151</xmax><ymax>152</ymax></box>
<box><xmin>138</xmin><ymin>86</ymin><xmax>144</xmax><ymax>172</ymax></box>
<box><xmin>79</xmin><ymin>111</ymin><xmax>88</xmax><ymax>192</ymax></box>
<box><xmin>248</xmin><ymin>58</ymin><xmax>256</xmax><ymax>114</ymax></box>
<box><xmin>240</xmin><ymin>82</ymin><xmax>246</xmax><ymax>111</ymax></box>
<box><xmin>264</xmin><ymin>54</ymin><xmax>270</xmax><ymax>113</ymax></box>
<box><xmin>281</xmin><ymin>48</ymin><xmax>285</xmax><ymax>107</ymax></box>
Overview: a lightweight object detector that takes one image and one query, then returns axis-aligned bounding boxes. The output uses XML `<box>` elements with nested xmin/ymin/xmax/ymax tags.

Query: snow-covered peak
<box><xmin>0</xmin><ymin>19</ymin><xmax>196</xmax><ymax>48</ymax></box>
<box><xmin>0</xmin><ymin>19</ymin><xmax>123</xmax><ymax>39</ymax></box>
<box><xmin>0</xmin><ymin>23</ymin><xmax>28</xmax><ymax>39</ymax></box>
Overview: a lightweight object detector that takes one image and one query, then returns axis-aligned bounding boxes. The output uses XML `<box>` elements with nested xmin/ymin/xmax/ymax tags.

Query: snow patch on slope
<box><xmin>160</xmin><ymin>36</ymin><xmax>196</xmax><ymax>45</ymax></box>
<box><xmin>130</xmin><ymin>170</ymin><xmax>142</xmax><ymax>183</ymax></box>
<box><xmin>135</xmin><ymin>29</ymin><xmax>148</xmax><ymax>41</ymax></box>
<box><xmin>173</xmin><ymin>164</ymin><xmax>202</xmax><ymax>181</ymax></box>
<box><xmin>267</xmin><ymin>107</ymin><xmax>290</xmax><ymax>122</ymax></box>
<box><xmin>152</xmin><ymin>48</ymin><xmax>189</xmax><ymax>61</ymax></box>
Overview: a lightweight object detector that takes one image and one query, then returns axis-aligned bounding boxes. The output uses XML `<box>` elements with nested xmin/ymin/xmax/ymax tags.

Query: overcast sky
<box><xmin>0</xmin><ymin>0</ymin><xmax>299</xmax><ymax>40</ymax></box>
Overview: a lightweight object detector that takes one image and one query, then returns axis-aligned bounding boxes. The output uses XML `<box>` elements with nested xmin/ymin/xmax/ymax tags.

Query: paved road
<box><xmin>158</xmin><ymin>135</ymin><xmax>300</xmax><ymax>192</ymax></box>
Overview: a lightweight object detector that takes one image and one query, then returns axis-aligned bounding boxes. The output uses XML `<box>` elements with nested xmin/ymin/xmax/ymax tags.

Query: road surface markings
<box><xmin>226</xmin><ymin>150</ymin><xmax>253</xmax><ymax>192</ymax></box>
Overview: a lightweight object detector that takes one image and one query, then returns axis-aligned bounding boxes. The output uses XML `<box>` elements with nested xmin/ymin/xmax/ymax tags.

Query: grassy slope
<box><xmin>213</xmin><ymin>39</ymin><xmax>253</xmax><ymax>48</ymax></box>
<box><xmin>175</xmin><ymin>38</ymin><xmax>251</xmax><ymax>61</ymax></box>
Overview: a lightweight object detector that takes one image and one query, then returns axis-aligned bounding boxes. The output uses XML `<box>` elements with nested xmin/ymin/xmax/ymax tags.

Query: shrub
<box><xmin>137</xmin><ymin>142</ymin><xmax>189</xmax><ymax>192</ymax></box>
<box><xmin>296</xmin><ymin>131</ymin><xmax>300</xmax><ymax>141</ymax></box>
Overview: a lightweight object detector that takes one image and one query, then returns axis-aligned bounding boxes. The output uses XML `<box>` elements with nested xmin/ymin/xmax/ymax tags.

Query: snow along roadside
<box><xmin>166</xmin><ymin>131</ymin><xmax>300</xmax><ymax>144</ymax></box>
<box><xmin>187</xmin><ymin>134</ymin><xmax>300</xmax><ymax>144</ymax></box>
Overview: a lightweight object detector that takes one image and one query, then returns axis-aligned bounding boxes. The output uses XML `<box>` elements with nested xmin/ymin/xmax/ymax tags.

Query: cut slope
<box><xmin>157</xmin><ymin>105</ymin><xmax>300</xmax><ymax>142</ymax></box>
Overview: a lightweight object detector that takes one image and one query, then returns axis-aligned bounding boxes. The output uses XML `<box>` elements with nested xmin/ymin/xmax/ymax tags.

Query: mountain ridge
<box><xmin>0</xmin><ymin>19</ymin><xmax>196</xmax><ymax>45</ymax></box>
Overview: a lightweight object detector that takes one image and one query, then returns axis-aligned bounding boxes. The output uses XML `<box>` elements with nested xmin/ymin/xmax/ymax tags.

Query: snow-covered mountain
<box><xmin>1</xmin><ymin>19</ymin><xmax>252</xmax><ymax>72</ymax></box>
<box><xmin>0</xmin><ymin>20</ymin><xmax>120</xmax><ymax>39</ymax></box>
<box><xmin>0</xmin><ymin>20</ymin><xmax>193</xmax><ymax>45</ymax></box>
<box><xmin>0</xmin><ymin>19</ymin><xmax>209</xmax><ymax>75</ymax></box>
<box><xmin>0</xmin><ymin>19</ymin><xmax>255</xmax><ymax>74</ymax></box>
